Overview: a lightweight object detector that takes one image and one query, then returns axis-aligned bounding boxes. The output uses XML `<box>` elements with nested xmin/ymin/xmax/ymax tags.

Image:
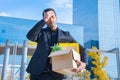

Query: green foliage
<box><xmin>51</xmin><ymin>43</ymin><xmax>63</xmax><ymax>52</ymax></box>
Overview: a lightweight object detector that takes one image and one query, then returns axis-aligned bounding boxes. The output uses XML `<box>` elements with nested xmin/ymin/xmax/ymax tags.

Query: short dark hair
<box><xmin>42</xmin><ymin>8</ymin><xmax>56</xmax><ymax>17</ymax></box>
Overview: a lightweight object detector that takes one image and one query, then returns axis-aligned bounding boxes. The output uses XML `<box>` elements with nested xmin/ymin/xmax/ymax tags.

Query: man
<box><xmin>26</xmin><ymin>8</ymin><xmax>88</xmax><ymax>80</ymax></box>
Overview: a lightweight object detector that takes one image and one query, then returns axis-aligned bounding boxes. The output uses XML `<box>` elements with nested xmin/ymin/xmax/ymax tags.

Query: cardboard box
<box><xmin>49</xmin><ymin>48</ymin><xmax>80</xmax><ymax>74</ymax></box>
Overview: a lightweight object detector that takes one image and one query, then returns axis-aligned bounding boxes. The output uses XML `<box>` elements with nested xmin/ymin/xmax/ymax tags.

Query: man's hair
<box><xmin>42</xmin><ymin>8</ymin><xmax>56</xmax><ymax>17</ymax></box>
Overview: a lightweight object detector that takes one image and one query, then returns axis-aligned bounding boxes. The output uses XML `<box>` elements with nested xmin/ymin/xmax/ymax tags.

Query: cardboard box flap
<box><xmin>49</xmin><ymin>48</ymin><xmax>71</xmax><ymax>57</ymax></box>
<box><xmin>70</xmin><ymin>49</ymin><xmax>80</xmax><ymax>61</ymax></box>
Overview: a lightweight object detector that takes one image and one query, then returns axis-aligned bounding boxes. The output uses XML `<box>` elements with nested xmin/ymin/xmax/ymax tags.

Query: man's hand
<box><xmin>43</xmin><ymin>11</ymin><xmax>54</xmax><ymax>23</ymax></box>
<box><xmin>72</xmin><ymin>60</ymin><xmax>86</xmax><ymax>73</ymax></box>
<box><xmin>43</xmin><ymin>10</ymin><xmax>57</xmax><ymax>31</ymax></box>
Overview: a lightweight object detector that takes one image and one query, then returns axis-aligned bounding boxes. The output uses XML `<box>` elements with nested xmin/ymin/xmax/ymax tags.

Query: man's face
<box><xmin>43</xmin><ymin>10</ymin><xmax>57</xmax><ymax>27</ymax></box>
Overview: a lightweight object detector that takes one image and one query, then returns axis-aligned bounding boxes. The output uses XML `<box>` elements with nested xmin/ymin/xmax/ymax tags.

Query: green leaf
<box><xmin>51</xmin><ymin>43</ymin><xmax>63</xmax><ymax>52</ymax></box>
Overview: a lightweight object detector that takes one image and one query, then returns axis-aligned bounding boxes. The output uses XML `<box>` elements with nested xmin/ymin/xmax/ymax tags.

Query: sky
<box><xmin>0</xmin><ymin>0</ymin><xmax>73</xmax><ymax>24</ymax></box>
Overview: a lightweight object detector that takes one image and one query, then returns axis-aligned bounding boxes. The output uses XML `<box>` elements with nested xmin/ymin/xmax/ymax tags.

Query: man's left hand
<box><xmin>72</xmin><ymin>60</ymin><xmax>86</xmax><ymax>73</ymax></box>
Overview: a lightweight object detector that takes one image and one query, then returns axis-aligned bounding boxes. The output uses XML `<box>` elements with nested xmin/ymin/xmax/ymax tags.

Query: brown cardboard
<box><xmin>49</xmin><ymin>48</ymin><xmax>80</xmax><ymax>74</ymax></box>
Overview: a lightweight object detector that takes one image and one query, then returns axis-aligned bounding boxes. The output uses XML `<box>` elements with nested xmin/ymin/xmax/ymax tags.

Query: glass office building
<box><xmin>73</xmin><ymin>0</ymin><xmax>98</xmax><ymax>43</ymax></box>
<box><xmin>0</xmin><ymin>16</ymin><xmax>37</xmax><ymax>45</ymax></box>
<box><xmin>98</xmin><ymin>0</ymin><xmax>120</xmax><ymax>79</ymax></box>
<box><xmin>73</xmin><ymin>0</ymin><xmax>120</xmax><ymax>79</ymax></box>
<box><xmin>0</xmin><ymin>16</ymin><xmax>84</xmax><ymax>45</ymax></box>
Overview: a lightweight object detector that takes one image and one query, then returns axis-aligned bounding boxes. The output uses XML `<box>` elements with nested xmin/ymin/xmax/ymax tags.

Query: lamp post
<box><xmin>115</xmin><ymin>48</ymin><xmax>120</xmax><ymax>80</ymax></box>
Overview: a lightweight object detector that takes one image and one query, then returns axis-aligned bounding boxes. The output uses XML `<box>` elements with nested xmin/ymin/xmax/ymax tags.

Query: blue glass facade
<box><xmin>84</xmin><ymin>40</ymin><xmax>99</xmax><ymax>49</ymax></box>
<box><xmin>73</xmin><ymin>0</ymin><xmax>98</xmax><ymax>43</ymax></box>
<box><xmin>73</xmin><ymin>0</ymin><xmax>120</xmax><ymax>79</ymax></box>
<box><xmin>0</xmin><ymin>16</ymin><xmax>84</xmax><ymax>45</ymax></box>
<box><xmin>0</xmin><ymin>16</ymin><xmax>37</xmax><ymax>45</ymax></box>
<box><xmin>98</xmin><ymin>0</ymin><xmax>120</xmax><ymax>79</ymax></box>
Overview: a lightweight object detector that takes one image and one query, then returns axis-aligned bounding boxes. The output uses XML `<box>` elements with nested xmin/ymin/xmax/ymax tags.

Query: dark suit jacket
<box><xmin>26</xmin><ymin>19</ymin><xmax>88</xmax><ymax>75</ymax></box>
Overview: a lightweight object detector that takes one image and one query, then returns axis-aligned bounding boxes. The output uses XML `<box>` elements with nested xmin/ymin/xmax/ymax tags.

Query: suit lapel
<box><xmin>43</xmin><ymin>27</ymin><xmax>51</xmax><ymax>49</ymax></box>
<box><xmin>58</xmin><ymin>28</ymin><xmax>70</xmax><ymax>43</ymax></box>
<box><xmin>58</xmin><ymin>28</ymin><xmax>62</xmax><ymax>42</ymax></box>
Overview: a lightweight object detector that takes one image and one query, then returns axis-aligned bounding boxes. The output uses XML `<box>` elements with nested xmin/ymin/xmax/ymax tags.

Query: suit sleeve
<box><xmin>69</xmin><ymin>32</ymin><xmax>88</xmax><ymax>65</ymax></box>
<box><xmin>26</xmin><ymin>19</ymin><xmax>46</xmax><ymax>42</ymax></box>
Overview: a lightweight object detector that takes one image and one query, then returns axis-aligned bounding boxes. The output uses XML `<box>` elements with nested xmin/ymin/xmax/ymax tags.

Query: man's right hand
<box><xmin>43</xmin><ymin>11</ymin><xmax>54</xmax><ymax>23</ymax></box>
<box><xmin>43</xmin><ymin>10</ymin><xmax>57</xmax><ymax>31</ymax></box>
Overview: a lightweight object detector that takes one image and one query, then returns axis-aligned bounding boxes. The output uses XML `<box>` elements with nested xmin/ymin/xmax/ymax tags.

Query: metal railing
<box><xmin>87</xmin><ymin>48</ymin><xmax>120</xmax><ymax>80</ymax></box>
<box><xmin>1</xmin><ymin>40</ymin><xmax>29</xmax><ymax>80</ymax></box>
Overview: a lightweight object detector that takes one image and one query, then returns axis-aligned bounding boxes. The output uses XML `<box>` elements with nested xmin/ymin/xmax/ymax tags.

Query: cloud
<box><xmin>0</xmin><ymin>12</ymin><xmax>10</xmax><ymax>16</ymax></box>
<box><xmin>48</xmin><ymin>0</ymin><xmax>72</xmax><ymax>9</ymax></box>
<box><xmin>47</xmin><ymin>0</ymin><xmax>73</xmax><ymax>24</ymax></box>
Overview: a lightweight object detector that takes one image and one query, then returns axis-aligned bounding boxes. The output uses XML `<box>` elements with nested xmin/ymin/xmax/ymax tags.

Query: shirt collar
<box><xmin>47</xmin><ymin>27</ymin><xmax>58</xmax><ymax>32</ymax></box>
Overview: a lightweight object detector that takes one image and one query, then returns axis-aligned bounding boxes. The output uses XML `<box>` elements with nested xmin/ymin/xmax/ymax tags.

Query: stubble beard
<box><xmin>48</xmin><ymin>22</ymin><xmax>57</xmax><ymax>31</ymax></box>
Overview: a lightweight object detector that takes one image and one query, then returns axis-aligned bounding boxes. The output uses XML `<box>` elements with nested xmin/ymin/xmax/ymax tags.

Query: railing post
<box><xmin>10</xmin><ymin>42</ymin><xmax>18</xmax><ymax>80</ymax></box>
<box><xmin>1</xmin><ymin>40</ymin><xmax>10</xmax><ymax>80</ymax></box>
<box><xmin>20</xmin><ymin>40</ymin><xmax>28</xmax><ymax>80</ymax></box>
